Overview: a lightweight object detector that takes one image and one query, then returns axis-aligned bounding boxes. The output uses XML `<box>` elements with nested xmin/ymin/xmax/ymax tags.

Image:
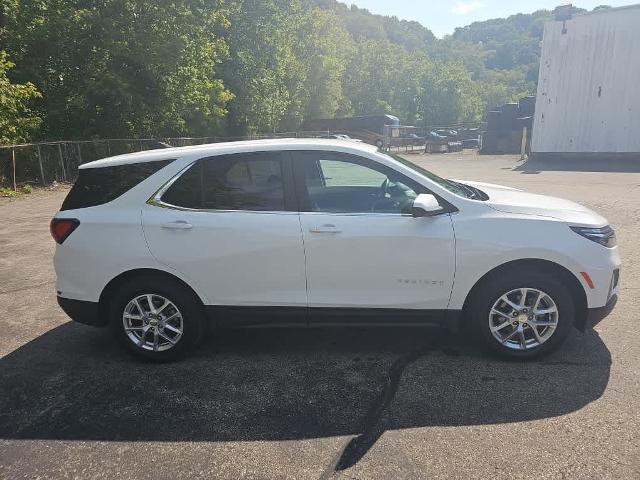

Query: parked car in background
<box><xmin>447</xmin><ymin>140</ymin><xmax>464</xmax><ymax>152</ymax></box>
<box><xmin>435</xmin><ymin>129</ymin><xmax>459</xmax><ymax>138</ymax></box>
<box><xmin>425</xmin><ymin>131</ymin><xmax>449</xmax><ymax>153</ymax></box>
<box><xmin>52</xmin><ymin>139</ymin><xmax>619</xmax><ymax>361</ymax></box>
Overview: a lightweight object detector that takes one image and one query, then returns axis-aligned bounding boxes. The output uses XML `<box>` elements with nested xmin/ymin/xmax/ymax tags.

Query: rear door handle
<box><xmin>161</xmin><ymin>220</ymin><xmax>193</xmax><ymax>230</ymax></box>
<box><xmin>309</xmin><ymin>224</ymin><xmax>342</xmax><ymax>234</ymax></box>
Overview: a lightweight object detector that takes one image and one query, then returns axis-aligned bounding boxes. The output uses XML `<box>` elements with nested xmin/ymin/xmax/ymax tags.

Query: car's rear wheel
<box><xmin>109</xmin><ymin>276</ymin><xmax>205</xmax><ymax>361</ymax></box>
<box><xmin>470</xmin><ymin>270</ymin><xmax>574</xmax><ymax>359</ymax></box>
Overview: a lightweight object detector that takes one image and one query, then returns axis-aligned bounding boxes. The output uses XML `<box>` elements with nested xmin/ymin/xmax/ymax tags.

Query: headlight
<box><xmin>570</xmin><ymin>225</ymin><xmax>616</xmax><ymax>248</ymax></box>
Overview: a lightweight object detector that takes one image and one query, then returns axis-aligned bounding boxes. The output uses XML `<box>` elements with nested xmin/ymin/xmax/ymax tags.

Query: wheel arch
<box><xmin>461</xmin><ymin>258</ymin><xmax>588</xmax><ymax>330</ymax></box>
<box><xmin>98</xmin><ymin>268</ymin><xmax>205</xmax><ymax>323</ymax></box>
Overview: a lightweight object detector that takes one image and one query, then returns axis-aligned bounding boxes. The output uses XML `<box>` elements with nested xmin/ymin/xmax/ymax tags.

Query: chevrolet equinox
<box><xmin>52</xmin><ymin>139</ymin><xmax>620</xmax><ymax>360</ymax></box>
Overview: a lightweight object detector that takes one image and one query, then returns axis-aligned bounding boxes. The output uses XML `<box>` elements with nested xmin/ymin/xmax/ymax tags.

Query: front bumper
<box><xmin>57</xmin><ymin>296</ymin><xmax>107</xmax><ymax>327</ymax></box>
<box><xmin>585</xmin><ymin>294</ymin><xmax>618</xmax><ymax>330</ymax></box>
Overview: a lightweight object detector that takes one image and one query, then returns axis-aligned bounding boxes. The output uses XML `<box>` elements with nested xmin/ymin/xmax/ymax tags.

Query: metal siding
<box><xmin>532</xmin><ymin>7</ymin><xmax>640</xmax><ymax>153</ymax></box>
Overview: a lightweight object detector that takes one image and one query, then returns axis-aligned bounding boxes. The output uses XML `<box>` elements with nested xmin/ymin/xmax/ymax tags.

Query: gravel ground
<box><xmin>0</xmin><ymin>151</ymin><xmax>638</xmax><ymax>479</ymax></box>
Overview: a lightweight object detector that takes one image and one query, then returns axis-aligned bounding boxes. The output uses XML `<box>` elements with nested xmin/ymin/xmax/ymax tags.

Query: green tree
<box><xmin>0</xmin><ymin>51</ymin><xmax>41</xmax><ymax>144</ymax></box>
<box><xmin>0</xmin><ymin>0</ymin><xmax>562</xmax><ymax>141</ymax></box>
<box><xmin>220</xmin><ymin>0</ymin><xmax>305</xmax><ymax>134</ymax></box>
<box><xmin>221</xmin><ymin>2</ymin><xmax>352</xmax><ymax>133</ymax></box>
<box><xmin>420</xmin><ymin>62</ymin><xmax>483</xmax><ymax>127</ymax></box>
<box><xmin>479</xmin><ymin>68</ymin><xmax>536</xmax><ymax>112</ymax></box>
<box><xmin>343</xmin><ymin>40</ymin><xmax>416</xmax><ymax>117</ymax></box>
<box><xmin>2</xmin><ymin>0</ymin><xmax>232</xmax><ymax>139</ymax></box>
<box><xmin>294</xmin><ymin>8</ymin><xmax>353</xmax><ymax>120</ymax></box>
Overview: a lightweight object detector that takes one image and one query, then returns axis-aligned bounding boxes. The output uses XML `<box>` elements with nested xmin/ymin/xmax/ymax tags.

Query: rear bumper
<box><xmin>585</xmin><ymin>294</ymin><xmax>618</xmax><ymax>329</ymax></box>
<box><xmin>57</xmin><ymin>296</ymin><xmax>107</xmax><ymax>327</ymax></box>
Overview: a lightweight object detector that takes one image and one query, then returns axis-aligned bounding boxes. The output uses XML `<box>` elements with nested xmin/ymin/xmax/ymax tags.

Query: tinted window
<box><xmin>298</xmin><ymin>152</ymin><xmax>423</xmax><ymax>214</ymax></box>
<box><xmin>61</xmin><ymin>160</ymin><xmax>173</xmax><ymax>211</ymax></box>
<box><xmin>160</xmin><ymin>162</ymin><xmax>202</xmax><ymax>209</ymax></box>
<box><xmin>161</xmin><ymin>152</ymin><xmax>285</xmax><ymax>211</ymax></box>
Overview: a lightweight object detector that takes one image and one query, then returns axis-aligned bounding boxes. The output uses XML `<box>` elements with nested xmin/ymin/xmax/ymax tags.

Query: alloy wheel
<box><xmin>488</xmin><ymin>287</ymin><xmax>559</xmax><ymax>351</ymax></box>
<box><xmin>122</xmin><ymin>294</ymin><xmax>184</xmax><ymax>352</ymax></box>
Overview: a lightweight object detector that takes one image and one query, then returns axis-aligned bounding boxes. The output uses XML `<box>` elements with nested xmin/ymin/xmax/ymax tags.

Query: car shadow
<box><xmin>0</xmin><ymin>322</ymin><xmax>610</xmax><ymax>444</ymax></box>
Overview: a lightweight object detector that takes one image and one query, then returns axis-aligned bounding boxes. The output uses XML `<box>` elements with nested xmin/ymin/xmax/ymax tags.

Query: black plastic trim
<box><xmin>207</xmin><ymin>306</ymin><xmax>308</xmax><ymax>328</ymax></box>
<box><xmin>280</xmin><ymin>153</ymin><xmax>299</xmax><ymax>212</ymax></box>
<box><xmin>57</xmin><ymin>296</ymin><xmax>107</xmax><ymax>327</ymax></box>
<box><xmin>307</xmin><ymin>307</ymin><xmax>448</xmax><ymax>326</ymax></box>
<box><xmin>206</xmin><ymin>305</ymin><xmax>460</xmax><ymax>329</ymax></box>
<box><xmin>585</xmin><ymin>294</ymin><xmax>618</xmax><ymax>329</ymax></box>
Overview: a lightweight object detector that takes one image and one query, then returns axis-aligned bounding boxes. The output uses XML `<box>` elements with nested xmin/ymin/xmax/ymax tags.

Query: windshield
<box><xmin>379</xmin><ymin>150</ymin><xmax>486</xmax><ymax>200</ymax></box>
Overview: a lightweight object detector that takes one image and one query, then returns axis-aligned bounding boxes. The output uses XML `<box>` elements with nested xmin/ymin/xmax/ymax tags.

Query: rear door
<box><xmin>291</xmin><ymin>150</ymin><xmax>456</xmax><ymax>318</ymax></box>
<box><xmin>142</xmin><ymin>151</ymin><xmax>307</xmax><ymax>318</ymax></box>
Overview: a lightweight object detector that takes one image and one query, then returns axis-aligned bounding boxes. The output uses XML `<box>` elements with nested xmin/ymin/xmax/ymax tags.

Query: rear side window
<box><xmin>161</xmin><ymin>152</ymin><xmax>285</xmax><ymax>211</ymax></box>
<box><xmin>61</xmin><ymin>160</ymin><xmax>173</xmax><ymax>211</ymax></box>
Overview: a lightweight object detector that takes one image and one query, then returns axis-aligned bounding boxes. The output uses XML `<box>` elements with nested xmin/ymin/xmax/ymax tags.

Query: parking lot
<box><xmin>1</xmin><ymin>151</ymin><xmax>639</xmax><ymax>479</ymax></box>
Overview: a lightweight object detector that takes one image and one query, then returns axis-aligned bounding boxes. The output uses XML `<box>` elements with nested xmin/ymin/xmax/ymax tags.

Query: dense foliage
<box><xmin>0</xmin><ymin>1</ymin><xmax>607</xmax><ymax>142</ymax></box>
<box><xmin>0</xmin><ymin>51</ymin><xmax>41</xmax><ymax>144</ymax></box>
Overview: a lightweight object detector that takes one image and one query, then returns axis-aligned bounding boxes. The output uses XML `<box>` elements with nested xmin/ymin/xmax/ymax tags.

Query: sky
<box><xmin>348</xmin><ymin>1</ymin><xmax>634</xmax><ymax>37</ymax></box>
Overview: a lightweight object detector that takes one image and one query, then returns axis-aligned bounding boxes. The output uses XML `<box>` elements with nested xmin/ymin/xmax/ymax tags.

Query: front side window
<box><xmin>298</xmin><ymin>152</ymin><xmax>424</xmax><ymax>214</ymax></box>
<box><xmin>161</xmin><ymin>152</ymin><xmax>285</xmax><ymax>211</ymax></box>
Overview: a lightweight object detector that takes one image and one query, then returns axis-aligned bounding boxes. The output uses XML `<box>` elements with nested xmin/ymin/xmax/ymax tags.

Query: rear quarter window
<box><xmin>61</xmin><ymin>160</ymin><xmax>173</xmax><ymax>211</ymax></box>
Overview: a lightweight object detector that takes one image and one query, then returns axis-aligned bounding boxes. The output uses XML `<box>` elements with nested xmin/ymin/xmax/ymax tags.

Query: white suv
<box><xmin>51</xmin><ymin>139</ymin><xmax>620</xmax><ymax>360</ymax></box>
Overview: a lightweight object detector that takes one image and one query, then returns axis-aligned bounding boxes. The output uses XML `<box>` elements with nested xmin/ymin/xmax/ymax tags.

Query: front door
<box><xmin>291</xmin><ymin>150</ymin><xmax>455</xmax><ymax>318</ymax></box>
<box><xmin>142</xmin><ymin>151</ymin><xmax>307</xmax><ymax>314</ymax></box>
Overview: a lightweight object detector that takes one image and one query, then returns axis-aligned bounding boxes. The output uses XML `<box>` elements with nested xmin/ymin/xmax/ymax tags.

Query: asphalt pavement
<box><xmin>1</xmin><ymin>151</ymin><xmax>638</xmax><ymax>479</ymax></box>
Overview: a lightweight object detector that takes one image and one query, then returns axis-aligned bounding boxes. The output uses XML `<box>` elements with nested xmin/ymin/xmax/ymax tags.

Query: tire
<box><xmin>375</xmin><ymin>139</ymin><xmax>384</xmax><ymax>148</ymax></box>
<box><xmin>469</xmin><ymin>269</ymin><xmax>574</xmax><ymax>359</ymax></box>
<box><xmin>109</xmin><ymin>275</ymin><xmax>205</xmax><ymax>361</ymax></box>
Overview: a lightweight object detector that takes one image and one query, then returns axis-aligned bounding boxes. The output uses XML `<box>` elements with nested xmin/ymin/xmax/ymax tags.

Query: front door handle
<box><xmin>161</xmin><ymin>220</ymin><xmax>193</xmax><ymax>230</ymax></box>
<box><xmin>309</xmin><ymin>224</ymin><xmax>342</xmax><ymax>234</ymax></box>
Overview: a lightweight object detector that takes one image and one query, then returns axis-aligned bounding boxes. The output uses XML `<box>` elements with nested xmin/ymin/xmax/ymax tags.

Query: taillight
<box><xmin>50</xmin><ymin>218</ymin><xmax>80</xmax><ymax>244</ymax></box>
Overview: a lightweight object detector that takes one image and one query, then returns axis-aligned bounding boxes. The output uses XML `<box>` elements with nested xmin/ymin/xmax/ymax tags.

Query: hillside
<box><xmin>0</xmin><ymin>1</ymin><xmax>614</xmax><ymax>143</ymax></box>
<box><xmin>312</xmin><ymin>0</ymin><xmax>437</xmax><ymax>51</ymax></box>
<box><xmin>451</xmin><ymin>6</ymin><xmax>589</xmax><ymax>70</ymax></box>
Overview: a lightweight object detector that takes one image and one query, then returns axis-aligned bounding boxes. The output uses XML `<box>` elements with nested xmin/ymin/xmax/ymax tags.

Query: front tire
<box><xmin>109</xmin><ymin>276</ymin><xmax>205</xmax><ymax>361</ymax></box>
<box><xmin>470</xmin><ymin>269</ymin><xmax>574</xmax><ymax>359</ymax></box>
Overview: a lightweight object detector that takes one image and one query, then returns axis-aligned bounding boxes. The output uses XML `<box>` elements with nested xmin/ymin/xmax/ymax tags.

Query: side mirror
<box><xmin>411</xmin><ymin>193</ymin><xmax>444</xmax><ymax>217</ymax></box>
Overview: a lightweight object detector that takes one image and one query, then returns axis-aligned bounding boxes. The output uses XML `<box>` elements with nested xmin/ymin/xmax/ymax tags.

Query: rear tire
<box><xmin>109</xmin><ymin>276</ymin><xmax>205</xmax><ymax>361</ymax></box>
<box><xmin>469</xmin><ymin>269</ymin><xmax>574</xmax><ymax>359</ymax></box>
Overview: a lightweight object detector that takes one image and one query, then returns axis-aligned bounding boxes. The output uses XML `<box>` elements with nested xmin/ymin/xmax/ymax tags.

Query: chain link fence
<box><xmin>0</xmin><ymin>132</ymin><xmax>329</xmax><ymax>189</ymax></box>
<box><xmin>0</xmin><ymin>125</ymin><xmax>486</xmax><ymax>190</ymax></box>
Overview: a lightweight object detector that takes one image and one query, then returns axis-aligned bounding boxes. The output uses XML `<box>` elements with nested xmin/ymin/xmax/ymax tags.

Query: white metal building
<box><xmin>531</xmin><ymin>4</ymin><xmax>640</xmax><ymax>157</ymax></box>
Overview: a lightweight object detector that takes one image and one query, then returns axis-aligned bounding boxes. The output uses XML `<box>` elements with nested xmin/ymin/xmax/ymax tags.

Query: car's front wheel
<box><xmin>470</xmin><ymin>270</ymin><xmax>575</xmax><ymax>359</ymax></box>
<box><xmin>109</xmin><ymin>276</ymin><xmax>205</xmax><ymax>361</ymax></box>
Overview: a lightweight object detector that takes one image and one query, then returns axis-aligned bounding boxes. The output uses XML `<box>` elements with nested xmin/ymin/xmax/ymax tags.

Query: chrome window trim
<box><xmin>298</xmin><ymin>211</ymin><xmax>411</xmax><ymax>218</ymax></box>
<box><xmin>147</xmin><ymin>155</ymin><xmax>449</xmax><ymax>218</ymax></box>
